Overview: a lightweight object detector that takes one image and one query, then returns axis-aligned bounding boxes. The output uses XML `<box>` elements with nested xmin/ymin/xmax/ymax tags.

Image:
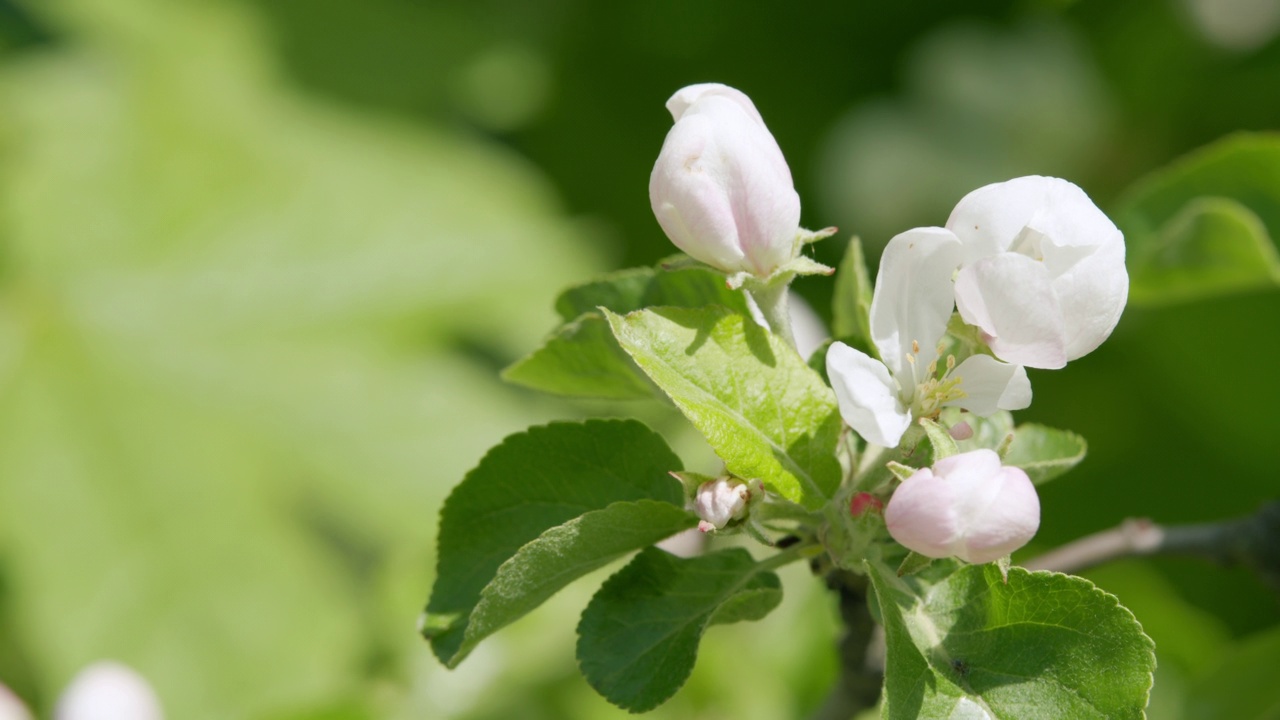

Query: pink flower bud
<box><xmin>948</xmin><ymin>421</ymin><xmax>974</xmax><ymax>441</ymax></box>
<box><xmin>55</xmin><ymin>662</ymin><xmax>163</xmax><ymax>720</ymax></box>
<box><xmin>885</xmin><ymin>449</ymin><xmax>1039</xmax><ymax>564</ymax></box>
<box><xmin>650</xmin><ymin>83</ymin><xmax>801</xmax><ymax>278</ymax></box>
<box><xmin>694</xmin><ymin>477</ymin><xmax>752</xmax><ymax>532</ymax></box>
<box><xmin>849</xmin><ymin>492</ymin><xmax>884</xmax><ymax>517</ymax></box>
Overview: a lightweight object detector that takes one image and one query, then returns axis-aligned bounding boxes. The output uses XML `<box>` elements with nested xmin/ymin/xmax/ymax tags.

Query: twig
<box><xmin>1024</xmin><ymin>501</ymin><xmax>1280</xmax><ymax>592</ymax></box>
<box><xmin>810</xmin><ymin>569</ymin><xmax>882</xmax><ymax>720</ymax></box>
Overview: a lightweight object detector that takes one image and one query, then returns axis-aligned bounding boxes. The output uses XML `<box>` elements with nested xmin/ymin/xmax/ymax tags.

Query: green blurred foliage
<box><xmin>0</xmin><ymin>0</ymin><xmax>1276</xmax><ymax>717</ymax></box>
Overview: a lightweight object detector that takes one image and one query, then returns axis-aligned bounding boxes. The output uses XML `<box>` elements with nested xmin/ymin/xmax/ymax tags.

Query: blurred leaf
<box><xmin>832</xmin><ymin>237</ymin><xmax>874</xmax><ymax>347</ymax></box>
<box><xmin>868</xmin><ymin>562</ymin><xmax>1155</xmax><ymax>720</ymax></box>
<box><xmin>1186</xmin><ymin>624</ymin><xmax>1280</xmax><ymax>720</ymax></box>
<box><xmin>1003</xmin><ymin>423</ymin><xmax>1087</xmax><ymax>485</ymax></box>
<box><xmin>576</xmin><ymin>547</ymin><xmax>782</xmax><ymax>713</ymax></box>
<box><xmin>0</xmin><ymin>0</ymin><xmax>604</xmax><ymax>717</ymax></box>
<box><xmin>606</xmin><ymin>306</ymin><xmax>842</xmax><ymax>509</ymax></box>
<box><xmin>453</xmin><ymin>500</ymin><xmax>696</xmax><ymax>668</ymax></box>
<box><xmin>424</xmin><ymin>419</ymin><xmax>684</xmax><ymax>666</ymax></box>
<box><xmin>502</xmin><ymin>313</ymin><xmax>654</xmax><ymax>399</ymax></box>
<box><xmin>1117</xmin><ymin>133</ymin><xmax>1280</xmax><ymax>306</ymax></box>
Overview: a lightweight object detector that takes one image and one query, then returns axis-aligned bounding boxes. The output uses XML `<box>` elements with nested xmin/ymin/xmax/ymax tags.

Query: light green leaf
<box><xmin>457</xmin><ymin>500</ymin><xmax>697</xmax><ymax>665</ymax></box>
<box><xmin>424</xmin><ymin>419</ymin><xmax>685</xmax><ymax>666</ymax></box>
<box><xmin>576</xmin><ymin>547</ymin><xmax>783</xmax><ymax>713</ymax></box>
<box><xmin>501</xmin><ymin>313</ymin><xmax>653</xmax><ymax>399</ymax></box>
<box><xmin>833</xmin><ymin>236</ymin><xmax>875</xmax><ymax>346</ymax></box>
<box><xmin>508</xmin><ymin>266</ymin><xmax>751</xmax><ymax>399</ymax></box>
<box><xmin>868</xmin><ymin>562</ymin><xmax>1155</xmax><ymax>720</ymax></box>
<box><xmin>606</xmin><ymin>306</ymin><xmax>842</xmax><ymax>509</ymax></box>
<box><xmin>919</xmin><ymin>417</ymin><xmax>959</xmax><ymax>460</ymax></box>
<box><xmin>1116</xmin><ymin>133</ymin><xmax>1280</xmax><ymax>306</ymax></box>
<box><xmin>1003</xmin><ymin>423</ymin><xmax>1088</xmax><ymax>485</ymax></box>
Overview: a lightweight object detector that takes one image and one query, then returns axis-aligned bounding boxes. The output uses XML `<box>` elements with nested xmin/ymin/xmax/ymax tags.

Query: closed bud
<box><xmin>694</xmin><ymin>477</ymin><xmax>754</xmax><ymax>532</ymax></box>
<box><xmin>849</xmin><ymin>491</ymin><xmax>884</xmax><ymax>517</ymax></box>
<box><xmin>650</xmin><ymin>83</ymin><xmax>801</xmax><ymax>278</ymax></box>
<box><xmin>885</xmin><ymin>449</ymin><xmax>1039</xmax><ymax>564</ymax></box>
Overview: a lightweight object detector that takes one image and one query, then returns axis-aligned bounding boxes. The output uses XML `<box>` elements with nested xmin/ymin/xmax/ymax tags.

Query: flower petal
<box><xmin>665</xmin><ymin>83</ymin><xmax>765</xmax><ymax>126</ymax></box>
<box><xmin>1051</xmin><ymin>236</ymin><xmax>1128</xmax><ymax>360</ymax></box>
<box><xmin>826</xmin><ymin>342</ymin><xmax>912</xmax><ymax>448</ymax></box>
<box><xmin>946</xmin><ymin>354</ymin><xmax>1031</xmax><ymax>416</ymax></box>
<box><xmin>954</xmin><ymin>253</ymin><xmax>1068</xmax><ymax>369</ymax></box>
<box><xmin>870</xmin><ymin>227</ymin><xmax>964</xmax><ymax>382</ymax></box>
<box><xmin>947</xmin><ymin>176</ymin><xmax>1102</xmax><ymax>264</ymax></box>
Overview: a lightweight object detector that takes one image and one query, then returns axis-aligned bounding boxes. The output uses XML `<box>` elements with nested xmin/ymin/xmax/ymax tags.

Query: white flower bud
<box><xmin>694</xmin><ymin>477</ymin><xmax>752</xmax><ymax>532</ymax></box>
<box><xmin>947</xmin><ymin>176</ymin><xmax>1128</xmax><ymax>369</ymax></box>
<box><xmin>650</xmin><ymin>83</ymin><xmax>801</xmax><ymax>278</ymax></box>
<box><xmin>0</xmin><ymin>684</ymin><xmax>32</xmax><ymax>720</ymax></box>
<box><xmin>55</xmin><ymin>662</ymin><xmax>163</xmax><ymax>720</ymax></box>
<box><xmin>885</xmin><ymin>449</ymin><xmax>1039</xmax><ymax>564</ymax></box>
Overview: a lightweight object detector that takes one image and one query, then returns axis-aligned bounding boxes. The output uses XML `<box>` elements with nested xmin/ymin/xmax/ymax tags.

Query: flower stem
<box><xmin>748</xmin><ymin>280</ymin><xmax>797</xmax><ymax>350</ymax></box>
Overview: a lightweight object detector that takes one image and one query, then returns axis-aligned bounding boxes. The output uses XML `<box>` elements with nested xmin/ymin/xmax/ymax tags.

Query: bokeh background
<box><xmin>0</xmin><ymin>0</ymin><xmax>1278</xmax><ymax>718</ymax></box>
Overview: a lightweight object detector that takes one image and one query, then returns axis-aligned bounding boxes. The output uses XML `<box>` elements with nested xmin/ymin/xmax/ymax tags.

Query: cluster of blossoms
<box><xmin>651</xmin><ymin>83</ymin><xmax>1127</xmax><ymax>564</ymax></box>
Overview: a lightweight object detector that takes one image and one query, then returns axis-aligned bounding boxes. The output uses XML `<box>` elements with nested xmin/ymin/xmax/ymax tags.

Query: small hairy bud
<box><xmin>694</xmin><ymin>477</ymin><xmax>752</xmax><ymax>532</ymax></box>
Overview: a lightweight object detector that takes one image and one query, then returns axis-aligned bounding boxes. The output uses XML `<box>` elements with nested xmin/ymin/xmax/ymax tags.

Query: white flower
<box><xmin>649</xmin><ymin>83</ymin><xmax>801</xmax><ymax>278</ymax></box>
<box><xmin>885</xmin><ymin>449</ymin><xmax>1040</xmax><ymax>564</ymax></box>
<box><xmin>947</xmin><ymin>176</ymin><xmax>1128</xmax><ymax>369</ymax></box>
<box><xmin>694</xmin><ymin>477</ymin><xmax>754</xmax><ymax>532</ymax></box>
<box><xmin>55</xmin><ymin>662</ymin><xmax>163</xmax><ymax>720</ymax></box>
<box><xmin>0</xmin><ymin>684</ymin><xmax>32</xmax><ymax>720</ymax></box>
<box><xmin>826</xmin><ymin>228</ymin><xmax>1031</xmax><ymax>448</ymax></box>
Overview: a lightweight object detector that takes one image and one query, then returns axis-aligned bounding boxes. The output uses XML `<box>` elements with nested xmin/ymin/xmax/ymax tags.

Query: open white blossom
<box><xmin>826</xmin><ymin>228</ymin><xmax>1031</xmax><ymax>448</ymax></box>
<box><xmin>650</xmin><ymin>83</ymin><xmax>801</xmax><ymax>278</ymax></box>
<box><xmin>947</xmin><ymin>176</ymin><xmax>1128</xmax><ymax>369</ymax></box>
<box><xmin>55</xmin><ymin>662</ymin><xmax>163</xmax><ymax>720</ymax></box>
<box><xmin>885</xmin><ymin>449</ymin><xmax>1040</xmax><ymax>564</ymax></box>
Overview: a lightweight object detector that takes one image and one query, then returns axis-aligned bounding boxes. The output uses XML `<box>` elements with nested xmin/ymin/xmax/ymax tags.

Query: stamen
<box><xmin>912</xmin><ymin>340</ymin><xmax>920</xmax><ymax>354</ymax></box>
<box><xmin>946</xmin><ymin>355</ymin><xmax>956</xmax><ymax>371</ymax></box>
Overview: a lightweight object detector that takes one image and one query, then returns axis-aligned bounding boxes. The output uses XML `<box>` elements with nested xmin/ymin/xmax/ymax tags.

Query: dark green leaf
<box><xmin>456</xmin><ymin>500</ymin><xmax>697</xmax><ymax>664</ymax></box>
<box><xmin>577</xmin><ymin>547</ymin><xmax>782</xmax><ymax>712</ymax></box>
<box><xmin>868</xmin><ymin>562</ymin><xmax>1155</xmax><ymax>720</ymax></box>
<box><xmin>606</xmin><ymin>306</ymin><xmax>842</xmax><ymax>509</ymax></box>
<box><xmin>424</xmin><ymin>419</ymin><xmax>684</xmax><ymax>666</ymax></box>
<box><xmin>1116</xmin><ymin>133</ymin><xmax>1280</xmax><ymax>306</ymax></box>
<box><xmin>501</xmin><ymin>313</ymin><xmax>654</xmax><ymax>399</ymax></box>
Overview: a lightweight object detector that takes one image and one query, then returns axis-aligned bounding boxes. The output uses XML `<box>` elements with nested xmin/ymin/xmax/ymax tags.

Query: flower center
<box><xmin>907</xmin><ymin>347</ymin><xmax>967</xmax><ymax>419</ymax></box>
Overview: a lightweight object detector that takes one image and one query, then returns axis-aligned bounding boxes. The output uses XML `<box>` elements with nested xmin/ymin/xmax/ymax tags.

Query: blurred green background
<box><xmin>0</xmin><ymin>0</ymin><xmax>1277</xmax><ymax>718</ymax></box>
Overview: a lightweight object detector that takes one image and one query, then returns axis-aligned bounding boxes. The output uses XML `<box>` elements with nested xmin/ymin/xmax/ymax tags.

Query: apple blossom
<box><xmin>947</xmin><ymin>176</ymin><xmax>1128</xmax><ymax>369</ymax></box>
<box><xmin>55</xmin><ymin>662</ymin><xmax>163</xmax><ymax>720</ymax></box>
<box><xmin>826</xmin><ymin>227</ymin><xmax>1031</xmax><ymax>448</ymax></box>
<box><xmin>0</xmin><ymin>684</ymin><xmax>31</xmax><ymax>720</ymax></box>
<box><xmin>649</xmin><ymin>83</ymin><xmax>801</xmax><ymax>278</ymax></box>
<box><xmin>694</xmin><ymin>477</ymin><xmax>760</xmax><ymax>532</ymax></box>
<box><xmin>885</xmin><ymin>449</ymin><xmax>1040</xmax><ymax>564</ymax></box>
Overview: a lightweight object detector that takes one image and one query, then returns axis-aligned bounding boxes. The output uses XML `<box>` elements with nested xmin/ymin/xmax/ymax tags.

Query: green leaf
<box><xmin>919</xmin><ymin>417</ymin><xmax>959</xmax><ymax>460</ymax></box>
<box><xmin>1116</xmin><ymin>133</ymin><xmax>1280</xmax><ymax>306</ymax></box>
<box><xmin>508</xmin><ymin>266</ymin><xmax>752</xmax><ymax>399</ymax></box>
<box><xmin>456</xmin><ymin>500</ymin><xmax>697</xmax><ymax>665</ymax></box>
<box><xmin>605</xmin><ymin>306</ymin><xmax>842</xmax><ymax>509</ymax></box>
<box><xmin>555</xmin><ymin>267</ymin><xmax>658</xmax><ymax>321</ymax></box>
<box><xmin>832</xmin><ymin>236</ymin><xmax>875</xmax><ymax>345</ymax></box>
<box><xmin>868</xmin><ymin>562</ymin><xmax>1155</xmax><ymax>720</ymax></box>
<box><xmin>555</xmin><ymin>266</ymin><xmax>750</xmax><ymax>320</ymax></box>
<box><xmin>501</xmin><ymin>313</ymin><xmax>654</xmax><ymax>399</ymax></box>
<box><xmin>1003</xmin><ymin>423</ymin><xmax>1088</xmax><ymax>485</ymax></box>
<box><xmin>424</xmin><ymin>419</ymin><xmax>685</xmax><ymax>666</ymax></box>
<box><xmin>576</xmin><ymin>547</ymin><xmax>783</xmax><ymax>712</ymax></box>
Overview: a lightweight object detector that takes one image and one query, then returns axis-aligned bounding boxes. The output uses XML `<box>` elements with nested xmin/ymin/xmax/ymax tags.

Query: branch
<box><xmin>810</xmin><ymin>569</ymin><xmax>882</xmax><ymax>720</ymax></box>
<box><xmin>1024</xmin><ymin>500</ymin><xmax>1280</xmax><ymax>592</ymax></box>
